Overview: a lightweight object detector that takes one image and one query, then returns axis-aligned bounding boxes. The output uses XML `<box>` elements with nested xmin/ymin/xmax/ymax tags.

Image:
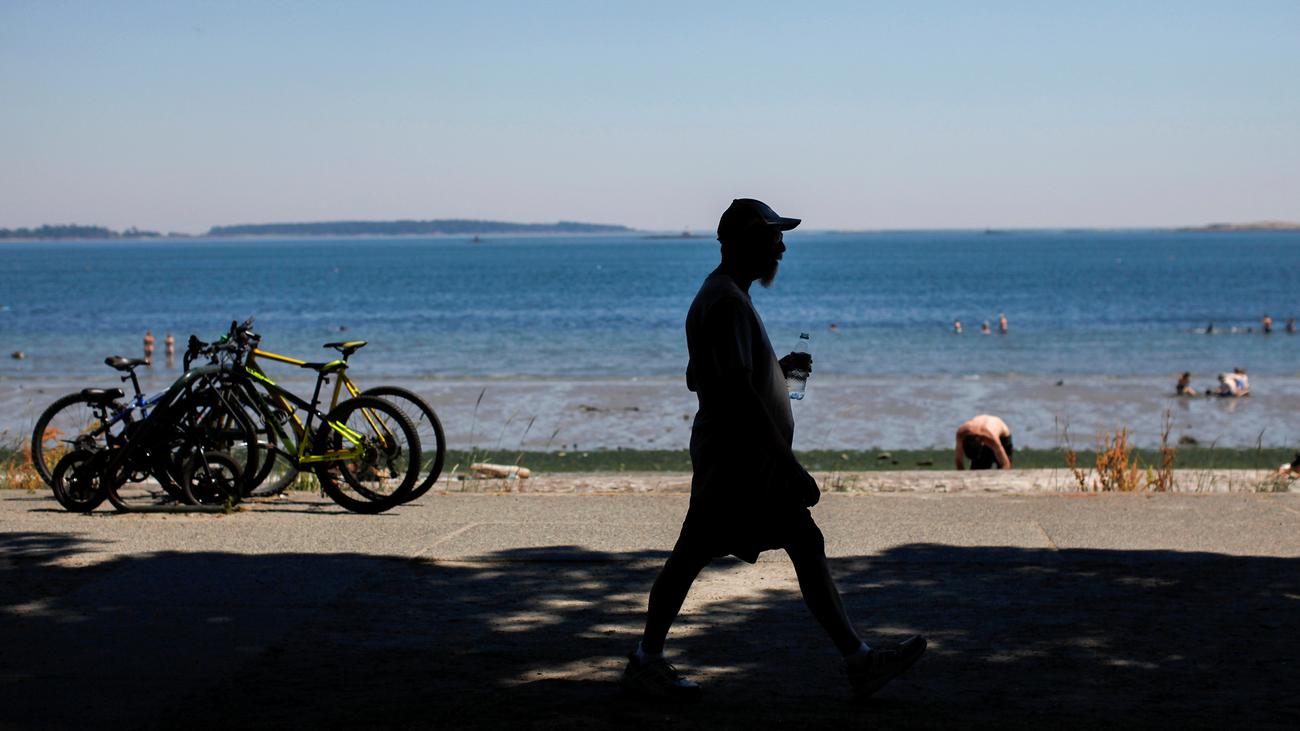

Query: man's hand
<box><xmin>779</xmin><ymin>352</ymin><xmax>812</xmax><ymax>379</ymax></box>
<box><xmin>788</xmin><ymin>459</ymin><xmax>821</xmax><ymax>507</ymax></box>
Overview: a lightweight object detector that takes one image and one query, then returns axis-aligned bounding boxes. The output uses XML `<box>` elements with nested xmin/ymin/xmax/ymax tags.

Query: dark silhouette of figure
<box><xmin>1287</xmin><ymin>318</ymin><xmax>1297</xmax><ymax>334</ymax></box>
<box><xmin>620</xmin><ymin>199</ymin><xmax>925</xmax><ymax>702</ymax></box>
<box><xmin>955</xmin><ymin>414</ymin><xmax>1013</xmax><ymax>470</ymax></box>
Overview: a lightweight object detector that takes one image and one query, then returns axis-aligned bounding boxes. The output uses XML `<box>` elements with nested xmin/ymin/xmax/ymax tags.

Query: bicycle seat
<box><xmin>105</xmin><ymin>356</ymin><xmax>149</xmax><ymax>371</ymax></box>
<box><xmin>298</xmin><ymin>359</ymin><xmax>348</xmax><ymax>374</ymax></box>
<box><xmin>323</xmin><ymin>340</ymin><xmax>367</xmax><ymax>357</ymax></box>
<box><xmin>80</xmin><ymin>387</ymin><xmax>125</xmax><ymax>403</ymax></box>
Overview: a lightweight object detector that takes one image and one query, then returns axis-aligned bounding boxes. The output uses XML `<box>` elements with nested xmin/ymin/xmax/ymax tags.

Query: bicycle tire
<box><xmin>104</xmin><ymin>386</ymin><xmax>257</xmax><ymax>511</ymax></box>
<box><xmin>314</xmin><ymin>395</ymin><xmax>421</xmax><ymax>514</ymax></box>
<box><xmin>360</xmin><ymin>386</ymin><xmax>446</xmax><ymax>501</ymax></box>
<box><xmin>50</xmin><ymin>449</ymin><xmax>109</xmax><ymax>513</ymax></box>
<box><xmin>176</xmin><ymin>386</ymin><xmax>260</xmax><ymax>497</ymax></box>
<box><xmin>31</xmin><ymin>392</ymin><xmax>122</xmax><ymax>486</ymax></box>
<box><xmin>241</xmin><ymin>396</ymin><xmax>301</xmax><ymax>497</ymax></box>
<box><xmin>180</xmin><ymin>451</ymin><xmax>243</xmax><ymax>507</ymax></box>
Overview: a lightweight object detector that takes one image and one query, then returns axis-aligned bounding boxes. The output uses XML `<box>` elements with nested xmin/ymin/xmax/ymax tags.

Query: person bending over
<box><xmin>955</xmin><ymin>414</ymin><xmax>1014</xmax><ymax>470</ymax></box>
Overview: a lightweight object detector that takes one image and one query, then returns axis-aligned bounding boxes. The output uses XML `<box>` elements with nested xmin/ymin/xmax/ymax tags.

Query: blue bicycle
<box><xmin>30</xmin><ymin>355</ymin><xmax>164</xmax><ymax>488</ymax></box>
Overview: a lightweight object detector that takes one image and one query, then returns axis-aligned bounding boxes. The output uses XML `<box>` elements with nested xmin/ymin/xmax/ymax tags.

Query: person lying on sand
<box><xmin>955</xmin><ymin>414</ymin><xmax>1013</xmax><ymax>470</ymax></box>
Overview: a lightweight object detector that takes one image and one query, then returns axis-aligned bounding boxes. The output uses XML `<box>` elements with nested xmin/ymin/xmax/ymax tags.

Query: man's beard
<box><xmin>759</xmin><ymin>260</ymin><xmax>779</xmax><ymax>288</ymax></box>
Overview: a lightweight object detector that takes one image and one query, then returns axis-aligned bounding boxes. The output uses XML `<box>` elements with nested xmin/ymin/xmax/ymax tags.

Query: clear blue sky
<box><xmin>2</xmin><ymin>0</ymin><xmax>1298</xmax><ymax>232</ymax></box>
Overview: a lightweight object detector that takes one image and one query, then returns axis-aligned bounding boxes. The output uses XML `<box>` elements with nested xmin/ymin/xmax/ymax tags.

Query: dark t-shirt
<box><xmin>679</xmin><ymin>269</ymin><xmax>810</xmax><ymax>563</ymax></box>
<box><xmin>685</xmin><ymin>270</ymin><xmax>794</xmax><ymax>442</ymax></box>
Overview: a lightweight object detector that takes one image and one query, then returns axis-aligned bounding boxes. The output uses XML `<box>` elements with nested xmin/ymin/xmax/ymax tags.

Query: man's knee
<box><xmin>664</xmin><ymin>537</ymin><xmax>713</xmax><ymax>575</ymax></box>
<box><xmin>785</xmin><ymin>518</ymin><xmax>826</xmax><ymax>559</ymax></box>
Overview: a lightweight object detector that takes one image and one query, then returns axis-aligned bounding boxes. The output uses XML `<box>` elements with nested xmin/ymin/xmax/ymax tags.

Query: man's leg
<box><xmin>640</xmin><ymin>539</ymin><xmax>712</xmax><ymax>654</ymax></box>
<box><xmin>786</xmin><ymin>518</ymin><xmax>927</xmax><ymax>700</ymax></box>
<box><xmin>621</xmin><ymin>537</ymin><xmax>711</xmax><ymax>700</ymax></box>
<box><xmin>785</xmin><ymin>523</ymin><xmax>863</xmax><ymax>655</ymax></box>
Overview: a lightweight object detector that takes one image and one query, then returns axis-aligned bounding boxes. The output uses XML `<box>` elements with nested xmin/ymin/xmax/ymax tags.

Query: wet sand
<box><xmin>4</xmin><ymin>372</ymin><xmax>1299</xmax><ymax>451</ymax></box>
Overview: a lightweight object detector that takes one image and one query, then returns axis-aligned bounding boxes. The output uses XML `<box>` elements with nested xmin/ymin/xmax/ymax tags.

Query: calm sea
<box><xmin>2</xmin><ymin>230</ymin><xmax>1297</xmax><ymax>381</ymax></box>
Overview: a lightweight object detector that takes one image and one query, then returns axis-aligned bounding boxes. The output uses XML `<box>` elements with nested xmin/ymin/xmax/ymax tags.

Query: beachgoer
<box><xmin>829</xmin><ymin>322</ymin><xmax>839</xmax><ymax>332</ymax></box>
<box><xmin>1262</xmin><ymin>314</ymin><xmax>1273</xmax><ymax>334</ymax></box>
<box><xmin>1175</xmin><ymin>372</ymin><xmax>1196</xmax><ymax>396</ymax></box>
<box><xmin>1232</xmin><ymin>367</ymin><xmax>1250</xmax><ymax>396</ymax></box>
<box><xmin>1278</xmin><ymin>452</ymin><xmax>1300</xmax><ymax>479</ymax></box>
<box><xmin>998</xmin><ymin>313</ymin><xmax>1008</xmax><ymax>334</ymax></box>
<box><xmin>955</xmin><ymin>414</ymin><xmax>1013</xmax><ymax>470</ymax></box>
<box><xmin>143</xmin><ymin>330</ymin><xmax>155</xmax><ymax>365</ymax></box>
<box><xmin>621</xmin><ymin>198</ymin><xmax>925</xmax><ymax>702</ymax></box>
<box><xmin>1287</xmin><ymin>318</ymin><xmax>1297</xmax><ymax>334</ymax></box>
<box><xmin>980</xmin><ymin>321</ymin><xmax>991</xmax><ymax>335</ymax></box>
<box><xmin>165</xmin><ymin>332</ymin><xmax>176</xmax><ymax>367</ymax></box>
<box><xmin>953</xmin><ymin>319</ymin><xmax>962</xmax><ymax>334</ymax></box>
<box><xmin>1205</xmin><ymin>323</ymin><xmax>1214</xmax><ymax>334</ymax></box>
<box><xmin>1213</xmin><ymin>369</ymin><xmax>1249</xmax><ymax>397</ymax></box>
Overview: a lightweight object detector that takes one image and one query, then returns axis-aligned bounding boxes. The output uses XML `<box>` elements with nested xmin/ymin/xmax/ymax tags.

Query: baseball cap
<box><xmin>716</xmin><ymin>198</ymin><xmax>801</xmax><ymax>242</ymax></box>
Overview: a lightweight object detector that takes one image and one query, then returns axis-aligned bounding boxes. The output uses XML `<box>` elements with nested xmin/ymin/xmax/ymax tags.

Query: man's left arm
<box><xmin>990</xmin><ymin>436</ymin><xmax>1012</xmax><ymax>470</ymax></box>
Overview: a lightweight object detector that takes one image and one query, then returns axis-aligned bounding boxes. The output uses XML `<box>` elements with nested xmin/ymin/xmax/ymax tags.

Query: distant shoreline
<box><xmin>0</xmin><ymin>219</ymin><xmax>634</xmax><ymax>242</ymax></box>
<box><xmin>5</xmin><ymin>223</ymin><xmax>1300</xmax><ymax>242</ymax></box>
<box><xmin>1176</xmin><ymin>221</ymin><xmax>1300</xmax><ymax>232</ymax></box>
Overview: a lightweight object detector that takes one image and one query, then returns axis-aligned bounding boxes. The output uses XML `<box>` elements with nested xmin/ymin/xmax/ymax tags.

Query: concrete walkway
<box><xmin>3</xmin><ymin>488</ymin><xmax>1298</xmax><ymax>729</ymax></box>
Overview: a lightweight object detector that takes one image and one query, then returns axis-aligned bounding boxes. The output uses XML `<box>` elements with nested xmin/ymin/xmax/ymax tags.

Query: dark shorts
<box><xmin>675</xmin><ymin>503</ymin><xmax>824</xmax><ymax>564</ymax></box>
<box><xmin>964</xmin><ymin>434</ymin><xmax>1014</xmax><ymax>470</ymax></box>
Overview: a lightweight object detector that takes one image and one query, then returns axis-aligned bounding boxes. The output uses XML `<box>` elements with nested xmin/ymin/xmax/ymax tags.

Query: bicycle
<box><xmin>242</xmin><ymin>340</ymin><xmax>445</xmax><ymax>501</ymax></box>
<box><xmin>31</xmin><ymin>355</ymin><xmax>161</xmax><ymax>487</ymax></box>
<box><xmin>33</xmin><ymin>354</ymin><xmax>260</xmax><ymax>504</ymax></box>
<box><xmin>49</xmin><ymin>354</ymin><xmax>260</xmax><ymax>512</ymax></box>
<box><xmin>203</xmin><ymin>319</ymin><xmax>424</xmax><ymax>513</ymax></box>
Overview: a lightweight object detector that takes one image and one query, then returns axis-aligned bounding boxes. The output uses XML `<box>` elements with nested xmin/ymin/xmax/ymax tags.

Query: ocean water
<box><xmin>2</xmin><ymin>230</ymin><xmax>1297</xmax><ymax>379</ymax></box>
<box><xmin>3</xmin><ymin>231</ymin><xmax>1298</xmax><ymax>449</ymax></box>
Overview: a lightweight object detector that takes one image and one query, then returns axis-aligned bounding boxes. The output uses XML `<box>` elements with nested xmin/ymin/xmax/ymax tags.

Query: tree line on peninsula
<box><xmin>0</xmin><ymin>219</ymin><xmax>632</xmax><ymax>240</ymax></box>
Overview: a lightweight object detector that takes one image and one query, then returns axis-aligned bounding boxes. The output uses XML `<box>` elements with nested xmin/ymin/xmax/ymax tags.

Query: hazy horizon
<box><xmin>3</xmin><ymin>1</ymin><xmax>1298</xmax><ymax>233</ymax></box>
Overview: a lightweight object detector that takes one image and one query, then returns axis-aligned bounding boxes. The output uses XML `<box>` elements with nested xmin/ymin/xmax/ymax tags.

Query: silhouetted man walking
<box><xmin>621</xmin><ymin>198</ymin><xmax>925</xmax><ymax>702</ymax></box>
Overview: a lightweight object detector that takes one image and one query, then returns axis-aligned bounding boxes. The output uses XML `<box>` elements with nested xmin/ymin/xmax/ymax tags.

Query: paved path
<box><xmin>3</xmin><ymin>489</ymin><xmax>1298</xmax><ymax>729</ymax></box>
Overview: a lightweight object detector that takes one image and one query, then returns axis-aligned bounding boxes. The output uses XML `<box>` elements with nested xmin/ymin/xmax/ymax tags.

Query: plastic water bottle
<box><xmin>787</xmin><ymin>332</ymin><xmax>812</xmax><ymax>400</ymax></box>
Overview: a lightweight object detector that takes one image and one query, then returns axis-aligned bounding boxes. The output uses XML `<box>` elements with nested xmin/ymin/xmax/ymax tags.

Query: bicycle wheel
<box><xmin>361</xmin><ymin>386</ymin><xmax>446</xmax><ymax>501</ymax></box>
<box><xmin>31</xmin><ymin>393</ymin><xmax>122</xmax><ymax>486</ymax></box>
<box><xmin>172</xmin><ymin>387</ymin><xmax>260</xmax><ymax>497</ymax></box>
<box><xmin>50</xmin><ymin>449</ymin><xmax>109</xmax><ymax>513</ymax></box>
<box><xmin>180</xmin><ymin>451</ymin><xmax>243</xmax><ymax>507</ymax></box>
<box><xmin>314</xmin><ymin>395</ymin><xmax>421</xmax><ymax>514</ymax></box>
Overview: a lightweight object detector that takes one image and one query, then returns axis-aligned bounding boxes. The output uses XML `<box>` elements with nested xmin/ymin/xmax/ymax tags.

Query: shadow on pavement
<box><xmin>2</xmin><ymin>533</ymin><xmax>1297</xmax><ymax>729</ymax></box>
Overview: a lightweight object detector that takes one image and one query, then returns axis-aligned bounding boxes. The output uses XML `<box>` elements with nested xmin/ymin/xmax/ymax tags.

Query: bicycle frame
<box><xmin>236</xmin><ymin>351</ymin><xmax>379</xmax><ymax>467</ymax></box>
<box><xmin>250</xmin><ymin>347</ymin><xmax>368</xmax><ymax>406</ymax></box>
<box><xmin>101</xmin><ymin>364</ymin><xmax>234</xmax><ymax>483</ymax></box>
